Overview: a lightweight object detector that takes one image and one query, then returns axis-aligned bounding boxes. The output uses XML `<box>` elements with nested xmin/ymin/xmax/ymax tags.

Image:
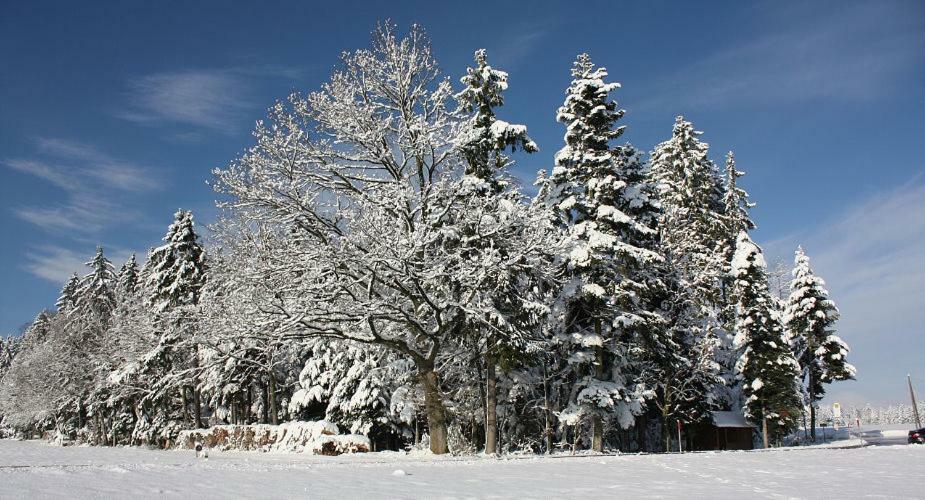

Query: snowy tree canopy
<box><xmin>783</xmin><ymin>246</ymin><xmax>855</xmax><ymax>440</ymax></box>
<box><xmin>0</xmin><ymin>21</ymin><xmax>862</xmax><ymax>457</ymax></box>
<box><xmin>731</xmin><ymin>232</ymin><xmax>801</xmax><ymax>439</ymax></box>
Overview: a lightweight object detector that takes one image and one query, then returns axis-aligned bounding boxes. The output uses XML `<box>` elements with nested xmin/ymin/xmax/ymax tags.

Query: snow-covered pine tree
<box><xmin>722</xmin><ymin>152</ymin><xmax>755</xmax><ymax>239</ymax></box>
<box><xmin>731</xmin><ymin>232</ymin><xmax>801</xmax><ymax>445</ymax></box>
<box><xmin>715</xmin><ymin>151</ymin><xmax>757</xmax><ymax>409</ymax></box>
<box><xmin>146</xmin><ymin>211</ymin><xmax>207</xmax><ymax>312</ymax></box>
<box><xmin>647</xmin><ymin>116</ymin><xmax>724</xmax><ymax>446</ymax></box>
<box><xmin>649</xmin><ymin>117</ymin><xmax>727</xmax><ymax>310</ymax></box>
<box><xmin>0</xmin><ymin>336</ymin><xmax>16</xmax><ymax>382</ymax></box>
<box><xmin>23</xmin><ymin>310</ymin><xmax>52</xmax><ymax>345</ymax></box>
<box><xmin>116</xmin><ymin>254</ymin><xmax>140</xmax><ymax>299</ymax></box>
<box><xmin>456</xmin><ymin>48</ymin><xmax>537</xmax><ymax>192</ymax></box>
<box><xmin>144</xmin><ymin>209</ymin><xmax>208</xmax><ymax>430</ymax></box>
<box><xmin>289</xmin><ymin>339</ymin><xmax>412</xmax><ymax>440</ymax></box>
<box><xmin>57</xmin><ymin>247</ymin><xmax>117</xmax><ymax>441</ymax></box>
<box><xmin>454</xmin><ymin>48</ymin><xmax>539</xmax><ymax>454</ymax></box>
<box><xmin>74</xmin><ymin>246</ymin><xmax>118</xmax><ymax>329</ymax></box>
<box><xmin>56</xmin><ymin>274</ymin><xmax>80</xmax><ymax>315</ymax></box>
<box><xmin>784</xmin><ymin>246</ymin><xmax>855</xmax><ymax>441</ymax></box>
<box><xmin>542</xmin><ymin>54</ymin><xmax>664</xmax><ymax>452</ymax></box>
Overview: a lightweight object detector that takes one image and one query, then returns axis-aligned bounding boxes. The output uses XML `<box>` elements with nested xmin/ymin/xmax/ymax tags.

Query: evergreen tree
<box><xmin>143</xmin><ymin>209</ymin><xmax>209</xmax><ymax>430</ymax></box>
<box><xmin>456</xmin><ymin>48</ymin><xmax>537</xmax><ymax>192</ymax></box>
<box><xmin>731</xmin><ymin>232</ymin><xmax>801</xmax><ymax>445</ymax></box>
<box><xmin>649</xmin><ymin>116</ymin><xmax>727</xmax><ymax>303</ymax></box>
<box><xmin>715</xmin><ymin>151</ymin><xmax>757</xmax><ymax>409</ymax></box>
<box><xmin>722</xmin><ymin>152</ymin><xmax>755</xmax><ymax>238</ymax></box>
<box><xmin>647</xmin><ymin>116</ymin><xmax>725</xmax><ymax>443</ymax></box>
<box><xmin>0</xmin><ymin>336</ymin><xmax>15</xmax><ymax>381</ymax></box>
<box><xmin>116</xmin><ymin>254</ymin><xmax>140</xmax><ymax>299</ymax></box>
<box><xmin>74</xmin><ymin>246</ymin><xmax>118</xmax><ymax>328</ymax></box>
<box><xmin>454</xmin><ymin>49</ymin><xmax>540</xmax><ymax>454</ymax></box>
<box><xmin>56</xmin><ymin>274</ymin><xmax>80</xmax><ymax>315</ymax></box>
<box><xmin>543</xmin><ymin>54</ymin><xmax>664</xmax><ymax>451</ymax></box>
<box><xmin>23</xmin><ymin>310</ymin><xmax>52</xmax><ymax>344</ymax></box>
<box><xmin>784</xmin><ymin>246</ymin><xmax>855</xmax><ymax>441</ymax></box>
<box><xmin>147</xmin><ymin>211</ymin><xmax>207</xmax><ymax>312</ymax></box>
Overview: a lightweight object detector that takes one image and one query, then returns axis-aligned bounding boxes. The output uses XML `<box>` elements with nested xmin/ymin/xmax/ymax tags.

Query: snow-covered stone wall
<box><xmin>176</xmin><ymin>420</ymin><xmax>370</xmax><ymax>455</ymax></box>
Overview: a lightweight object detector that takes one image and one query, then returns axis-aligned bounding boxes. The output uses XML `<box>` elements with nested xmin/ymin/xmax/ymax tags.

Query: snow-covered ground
<box><xmin>2</xmin><ymin>439</ymin><xmax>924</xmax><ymax>499</ymax></box>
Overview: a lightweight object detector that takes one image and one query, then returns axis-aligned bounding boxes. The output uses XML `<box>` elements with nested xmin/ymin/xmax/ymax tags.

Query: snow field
<box><xmin>2</xmin><ymin>439</ymin><xmax>924</xmax><ymax>499</ymax></box>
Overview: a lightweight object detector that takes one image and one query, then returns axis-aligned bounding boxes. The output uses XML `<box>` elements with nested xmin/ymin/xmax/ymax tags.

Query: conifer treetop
<box><xmin>455</xmin><ymin>49</ymin><xmax>536</xmax><ymax>188</ymax></box>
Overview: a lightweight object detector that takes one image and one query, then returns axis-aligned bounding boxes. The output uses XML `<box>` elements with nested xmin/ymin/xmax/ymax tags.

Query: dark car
<box><xmin>909</xmin><ymin>428</ymin><xmax>925</xmax><ymax>444</ymax></box>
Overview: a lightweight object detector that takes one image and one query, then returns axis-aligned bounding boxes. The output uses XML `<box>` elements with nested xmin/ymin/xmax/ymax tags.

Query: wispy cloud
<box><xmin>118</xmin><ymin>70</ymin><xmax>253</xmax><ymax>133</ymax></box>
<box><xmin>25</xmin><ymin>245</ymin><xmax>137</xmax><ymax>284</ymax></box>
<box><xmin>485</xmin><ymin>25</ymin><xmax>550</xmax><ymax>71</ymax></box>
<box><xmin>34</xmin><ymin>138</ymin><xmax>161</xmax><ymax>192</ymax></box>
<box><xmin>14</xmin><ymin>197</ymin><xmax>121</xmax><ymax>233</ymax></box>
<box><xmin>634</xmin><ymin>2</ymin><xmax>925</xmax><ymax>111</ymax></box>
<box><xmin>115</xmin><ymin>63</ymin><xmax>308</xmax><ymax>135</ymax></box>
<box><xmin>762</xmin><ymin>173</ymin><xmax>925</xmax><ymax>405</ymax></box>
<box><xmin>2</xmin><ymin>138</ymin><xmax>160</xmax><ymax>234</ymax></box>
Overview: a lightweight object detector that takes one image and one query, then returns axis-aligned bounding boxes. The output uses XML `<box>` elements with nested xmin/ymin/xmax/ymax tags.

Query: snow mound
<box><xmin>176</xmin><ymin>421</ymin><xmax>369</xmax><ymax>455</ymax></box>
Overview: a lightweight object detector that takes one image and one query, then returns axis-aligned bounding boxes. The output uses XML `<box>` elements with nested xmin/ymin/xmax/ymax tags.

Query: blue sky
<box><xmin>1</xmin><ymin>0</ymin><xmax>923</xmax><ymax>405</ymax></box>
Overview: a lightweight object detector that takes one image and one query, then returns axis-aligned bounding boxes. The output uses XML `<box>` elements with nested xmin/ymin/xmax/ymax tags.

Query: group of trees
<box><xmin>0</xmin><ymin>24</ymin><xmax>855</xmax><ymax>454</ymax></box>
<box><xmin>815</xmin><ymin>403</ymin><xmax>925</xmax><ymax>426</ymax></box>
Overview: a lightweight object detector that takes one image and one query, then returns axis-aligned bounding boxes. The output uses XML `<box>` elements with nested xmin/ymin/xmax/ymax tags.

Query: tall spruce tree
<box><xmin>456</xmin><ymin>48</ymin><xmax>537</xmax><ymax>192</ymax></box>
<box><xmin>56</xmin><ymin>274</ymin><xmax>80</xmax><ymax>315</ymax></box>
<box><xmin>24</xmin><ymin>310</ymin><xmax>52</xmax><ymax>344</ymax></box>
<box><xmin>75</xmin><ymin>246</ymin><xmax>118</xmax><ymax>328</ymax></box>
<box><xmin>543</xmin><ymin>54</ymin><xmax>664</xmax><ymax>451</ymax></box>
<box><xmin>784</xmin><ymin>246</ymin><xmax>855</xmax><ymax>441</ymax></box>
<box><xmin>147</xmin><ymin>211</ymin><xmax>207</xmax><ymax>311</ymax></box>
<box><xmin>715</xmin><ymin>151</ymin><xmax>757</xmax><ymax>409</ymax></box>
<box><xmin>116</xmin><ymin>254</ymin><xmax>140</xmax><ymax>299</ymax></box>
<box><xmin>722</xmin><ymin>152</ymin><xmax>755</xmax><ymax>238</ymax></box>
<box><xmin>647</xmin><ymin>116</ymin><xmax>724</xmax><ymax>446</ymax></box>
<box><xmin>145</xmin><ymin>210</ymin><xmax>208</xmax><ymax>429</ymax></box>
<box><xmin>455</xmin><ymin>49</ymin><xmax>538</xmax><ymax>454</ymax></box>
<box><xmin>731</xmin><ymin>232</ymin><xmax>801</xmax><ymax>445</ymax></box>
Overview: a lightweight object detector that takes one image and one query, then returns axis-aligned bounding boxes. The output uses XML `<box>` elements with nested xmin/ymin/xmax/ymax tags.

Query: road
<box><xmin>865</xmin><ymin>434</ymin><xmax>912</xmax><ymax>446</ymax></box>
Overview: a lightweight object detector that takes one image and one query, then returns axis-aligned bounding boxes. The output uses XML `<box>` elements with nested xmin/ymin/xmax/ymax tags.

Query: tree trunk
<box><xmin>661</xmin><ymin>400</ymin><xmax>671</xmax><ymax>453</ymax></box>
<box><xmin>591</xmin><ymin>326</ymin><xmax>605</xmax><ymax>452</ymax></box>
<box><xmin>485</xmin><ymin>353</ymin><xmax>498</xmax><ymax>455</ymax></box>
<box><xmin>802</xmin><ymin>406</ymin><xmax>809</xmax><ymax>439</ymax></box>
<box><xmin>193</xmin><ymin>389</ymin><xmax>203</xmax><ymax>429</ymax></box>
<box><xmin>261</xmin><ymin>382</ymin><xmax>269</xmax><ymax>424</ymax></box>
<box><xmin>542</xmin><ymin>361</ymin><xmax>553</xmax><ymax>454</ymax></box>
<box><xmin>809</xmin><ymin>373</ymin><xmax>817</xmax><ymax>442</ymax></box>
<box><xmin>192</xmin><ymin>345</ymin><xmax>204</xmax><ymax>428</ymax></box>
<box><xmin>663</xmin><ymin>423</ymin><xmax>670</xmax><ymax>453</ymax></box>
<box><xmin>181</xmin><ymin>389</ymin><xmax>191</xmax><ymax>426</ymax></box>
<box><xmin>246</xmin><ymin>385</ymin><xmax>253</xmax><ymax>423</ymax></box>
<box><xmin>420</xmin><ymin>368</ymin><xmax>449</xmax><ymax>454</ymax></box>
<box><xmin>268</xmin><ymin>373</ymin><xmax>279</xmax><ymax>425</ymax></box>
<box><xmin>762</xmin><ymin>406</ymin><xmax>770</xmax><ymax>449</ymax></box>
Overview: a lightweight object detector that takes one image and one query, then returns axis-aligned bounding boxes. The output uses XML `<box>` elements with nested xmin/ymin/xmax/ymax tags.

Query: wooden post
<box><xmin>909</xmin><ymin>374</ymin><xmax>922</xmax><ymax>429</ymax></box>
